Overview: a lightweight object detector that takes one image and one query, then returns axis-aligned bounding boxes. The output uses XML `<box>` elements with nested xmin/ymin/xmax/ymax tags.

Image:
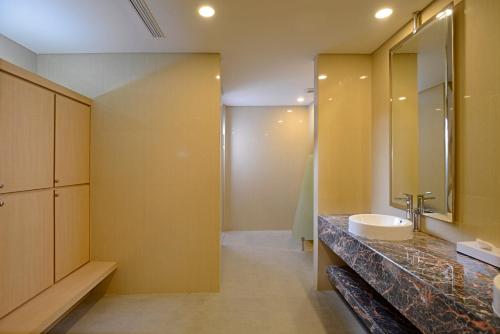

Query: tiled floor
<box><xmin>50</xmin><ymin>231</ymin><xmax>367</xmax><ymax>334</ymax></box>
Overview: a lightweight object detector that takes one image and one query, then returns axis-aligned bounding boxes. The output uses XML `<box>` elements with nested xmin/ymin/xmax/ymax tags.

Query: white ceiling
<box><xmin>0</xmin><ymin>0</ymin><xmax>431</xmax><ymax>106</ymax></box>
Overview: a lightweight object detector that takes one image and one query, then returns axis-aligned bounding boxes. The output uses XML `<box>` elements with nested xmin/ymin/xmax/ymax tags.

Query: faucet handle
<box><xmin>418</xmin><ymin>192</ymin><xmax>435</xmax><ymax>200</ymax></box>
<box><xmin>395</xmin><ymin>193</ymin><xmax>413</xmax><ymax>202</ymax></box>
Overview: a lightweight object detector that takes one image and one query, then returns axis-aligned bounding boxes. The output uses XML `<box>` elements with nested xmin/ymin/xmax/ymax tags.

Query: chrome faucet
<box><xmin>395</xmin><ymin>193</ymin><xmax>413</xmax><ymax>221</ymax></box>
<box><xmin>395</xmin><ymin>192</ymin><xmax>435</xmax><ymax>232</ymax></box>
<box><xmin>414</xmin><ymin>192</ymin><xmax>435</xmax><ymax>232</ymax></box>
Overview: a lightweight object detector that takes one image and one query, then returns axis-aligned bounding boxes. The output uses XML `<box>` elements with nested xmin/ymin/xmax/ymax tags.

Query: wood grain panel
<box><xmin>0</xmin><ymin>72</ymin><xmax>54</xmax><ymax>194</ymax></box>
<box><xmin>55</xmin><ymin>95</ymin><xmax>90</xmax><ymax>187</ymax></box>
<box><xmin>0</xmin><ymin>189</ymin><xmax>54</xmax><ymax>318</ymax></box>
<box><xmin>55</xmin><ymin>185</ymin><xmax>90</xmax><ymax>281</ymax></box>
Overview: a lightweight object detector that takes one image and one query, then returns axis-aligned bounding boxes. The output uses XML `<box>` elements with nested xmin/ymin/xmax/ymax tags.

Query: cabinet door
<box><xmin>55</xmin><ymin>95</ymin><xmax>90</xmax><ymax>187</ymax></box>
<box><xmin>55</xmin><ymin>185</ymin><xmax>90</xmax><ymax>281</ymax></box>
<box><xmin>0</xmin><ymin>72</ymin><xmax>55</xmax><ymax>194</ymax></box>
<box><xmin>0</xmin><ymin>189</ymin><xmax>54</xmax><ymax>318</ymax></box>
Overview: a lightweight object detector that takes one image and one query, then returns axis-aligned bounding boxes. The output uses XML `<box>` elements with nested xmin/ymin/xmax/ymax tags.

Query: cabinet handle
<box><xmin>54</xmin><ymin>179</ymin><xmax>60</xmax><ymax>183</ymax></box>
<box><xmin>0</xmin><ymin>184</ymin><xmax>4</xmax><ymax>189</ymax></box>
<box><xmin>0</xmin><ymin>201</ymin><xmax>4</xmax><ymax>207</ymax></box>
<box><xmin>54</xmin><ymin>193</ymin><xmax>59</xmax><ymax>198</ymax></box>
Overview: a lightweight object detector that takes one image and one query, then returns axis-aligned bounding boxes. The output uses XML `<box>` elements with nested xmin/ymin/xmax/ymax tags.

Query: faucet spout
<box><xmin>394</xmin><ymin>193</ymin><xmax>414</xmax><ymax>222</ymax></box>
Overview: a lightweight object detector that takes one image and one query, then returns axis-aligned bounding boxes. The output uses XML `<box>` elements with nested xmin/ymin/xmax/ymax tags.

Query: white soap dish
<box><xmin>456</xmin><ymin>239</ymin><xmax>500</xmax><ymax>268</ymax></box>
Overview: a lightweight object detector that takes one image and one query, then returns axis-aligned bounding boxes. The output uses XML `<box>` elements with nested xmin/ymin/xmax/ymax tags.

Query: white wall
<box><xmin>224</xmin><ymin>106</ymin><xmax>312</xmax><ymax>231</ymax></box>
<box><xmin>0</xmin><ymin>34</ymin><xmax>37</xmax><ymax>72</ymax></box>
<box><xmin>37</xmin><ymin>53</ymin><xmax>224</xmax><ymax>99</ymax></box>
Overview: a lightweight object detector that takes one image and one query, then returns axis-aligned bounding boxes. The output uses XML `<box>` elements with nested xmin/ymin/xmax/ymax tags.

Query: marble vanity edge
<box><xmin>318</xmin><ymin>215</ymin><xmax>500</xmax><ymax>334</ymax></box>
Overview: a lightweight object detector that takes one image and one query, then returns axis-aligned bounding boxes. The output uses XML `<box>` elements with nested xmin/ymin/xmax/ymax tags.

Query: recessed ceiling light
<box><xmin>198</xmin><ymin>5</ymin><xmax>215</xmax><ymax>18</ymax></box>
<box><xmin>360</xmin><ymin>75</ymin><xmax>368</xmax><ymax>80</ymax></box>
<box><xmin>328</xmin><ymin>97</ymin><xmax>333</xmax><ymax>101</ymax></box>
<box><xmin>398</xmin><ymin>96</ymin><xmax>407</xmax><ymax>101</ymax></box>
<box><xmin>287</xmin><ymin>109</ymin><xmax>293</xmax><ymax>113</ymax></box>
<box><xmin>215</xmin><ymin>74</ymin><xmax>220</xmax><ymax>80</ymax></box>
<box><xmin>375</xmin><ymin>8</ymin><xmax>393</xmax><ymax>19</ymax></box>
<box><xmin>318</xmin><ymin>74</ymin><xmax>328</xmax><ymax>80</ymax></box>
<box><xmin>297</xmin><ymin>97</ymin><xmax>305</xmax><ymax>103</ymax></box>
<box><xmin>277</xmin><ymin>120</ymin><xmax>284</xmax><ymax>124</ymax></box>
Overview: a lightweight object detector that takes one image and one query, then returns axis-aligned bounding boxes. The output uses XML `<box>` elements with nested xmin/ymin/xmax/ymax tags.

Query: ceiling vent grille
<box><xmin>129</xmin><ymin>0</ymin><xmax>165</xmax><ymax>38</ymax></box>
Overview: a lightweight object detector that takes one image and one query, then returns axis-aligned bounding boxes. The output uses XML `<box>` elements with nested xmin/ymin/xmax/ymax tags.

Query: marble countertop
<box><xmin>318</xmin><ymin>215</ymin><xmax>500</xmax><ymax>334</ymax></box>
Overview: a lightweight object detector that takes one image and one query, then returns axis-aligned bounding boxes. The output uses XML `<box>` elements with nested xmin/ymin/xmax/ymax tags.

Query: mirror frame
<box><xmin>389</xmin><ymin>3</ymin><xmax>455</xmax><ymax>223</ymax></box>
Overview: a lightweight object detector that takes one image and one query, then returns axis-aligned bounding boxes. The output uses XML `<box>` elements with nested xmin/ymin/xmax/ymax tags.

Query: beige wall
<box><xmin>0</xmin><ymin>34</ymin><xmax>37</xmax><ymax>72</ymax></box>
<box><xmin>38</xmin><ymin>53</ymin><xmax>222</xmax><ymax>293</ymax></box>
<box><xmin>224</xmin><ymin>106</ymin><xmax>312</xmax><ymax>231</ymax></box>
<box><xmin>316</xmin><ymin>55</ymin><xmax>372</xmax><ymax>215</ymax></box>
<box><xmin>371</xmin><ymin>0</ymin><xmax>500</xmax><ymax>245</ymax></box>
<box><xmin>314</xmin><ymin>54</ymin><xmax>372</xmax><ymax>289</ymax></box>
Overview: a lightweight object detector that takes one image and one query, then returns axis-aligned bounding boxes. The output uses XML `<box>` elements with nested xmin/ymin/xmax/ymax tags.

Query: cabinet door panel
<box><xmin>55</xmin><ymin>185</ymin><xmax>90</xmax><ymax>281</ymax></box>
<box><xmin>0</xmin><ymin>189</ymin><xmax>54</xmax><ymax>318</ymax></box>
<box><xmin>55</xmin><ymin>95</ymin><xmax>90</xmax><ymax>187</ymax></box>
<box><xmin>0</xmin><ymin>72</ymin><xmax>54</xmax><ymax>194</ymax></box>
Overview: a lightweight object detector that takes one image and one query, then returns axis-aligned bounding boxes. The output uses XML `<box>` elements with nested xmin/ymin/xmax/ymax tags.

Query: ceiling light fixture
<box><xmin>216</xmin><ymin>74</ymin><xmax>220</xmax><ymax>80</ymax></box>
<box><xmin>375</xmin><ymin>8</ymin><xmax>393</xmax><ymax>19</ymax></box>
<box><xmin>287</xmin><ymin>109</ymin><xmax>293</xmax><ymax>113</ymax></box>
<box><xmin>318</xmin><ymin>74</ymin><xmax>328</xmax><ymax>80</ymax></box>
<box><xmin>198</xmin><ymin>5</ymin><xmax>215</xmax><ymax>18</ymax></box>
<box><xmin>360</xmin><ymin>75</ymin><xmax>368</xmax><ymax>80</ymax></box>
<box><xmin>297</xmin><ymin>97</ymin><xmax>305</xmax><ymax>103</ymax></box>
<box><xmin>398</xmin><ymin>96</ymin><xmax>407</xmax><ymax>101</ymax></box>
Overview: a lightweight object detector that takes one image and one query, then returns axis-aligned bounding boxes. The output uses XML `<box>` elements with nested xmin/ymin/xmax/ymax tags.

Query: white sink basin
<box><xmin>348</xmin><ymin>214</ymin><xmax>413</xmax><ymax>241</ymax></box>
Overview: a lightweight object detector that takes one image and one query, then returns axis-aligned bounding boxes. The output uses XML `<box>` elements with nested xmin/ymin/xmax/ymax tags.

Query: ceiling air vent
<box><xmin>129</xmin><ymin>0</ymin><xmax>165</xmax><ymax>38</ymax></box>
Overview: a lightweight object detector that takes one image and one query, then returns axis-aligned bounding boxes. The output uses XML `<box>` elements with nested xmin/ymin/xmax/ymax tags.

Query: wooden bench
<box><xmin>0</xmin><ymin>261</ymin><xmax>117</xmax><ymax>334</ymax></box>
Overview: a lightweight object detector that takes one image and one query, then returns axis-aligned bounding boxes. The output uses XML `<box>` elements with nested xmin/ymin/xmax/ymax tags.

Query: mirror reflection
<box><xmin>390</xmin><ymin>8</ymin><xmax>454</xmax><ymax>222</ymax></box>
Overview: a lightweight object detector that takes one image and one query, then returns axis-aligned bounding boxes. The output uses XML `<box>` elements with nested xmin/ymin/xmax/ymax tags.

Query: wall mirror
<box><xmin>390</xmin><ymin>5</ymin><xmax>454</xmax><ymax>223</ymax></box>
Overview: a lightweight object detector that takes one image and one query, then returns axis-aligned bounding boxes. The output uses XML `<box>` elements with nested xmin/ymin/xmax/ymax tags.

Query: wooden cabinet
<box><xmin>0</xmin><ymin>72</ymin><xmax>55</xmax><ymax>194</ymax></box>
<box><xmin>55</xmin><ymin>95</ymin><xmax>90</xmax><ymax>187</ymax></box>
<box><xmin>0</xmin><ymin>190</ymin><xmax>54</xmax><ymax>318</ymax></box>
<box><xmin>0</xmin><ymin>59</ymin><xmax>93</xmax><ymax>320</ymax></box>
<box><xmin>55</xmin><ymin>185</ymin><xmax>90</xmax><ymax>281</ymax></box>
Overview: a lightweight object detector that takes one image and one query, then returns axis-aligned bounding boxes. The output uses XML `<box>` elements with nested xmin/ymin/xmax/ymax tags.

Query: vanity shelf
<box><xmin>319</xmin><ymin>215</ymin><xmax>500</xmax><ymax>334</ymax></box>
<box><xmin>327</xmin><ymin>265</ymin><xmax>421</xmax><ymax>334</ymax></box>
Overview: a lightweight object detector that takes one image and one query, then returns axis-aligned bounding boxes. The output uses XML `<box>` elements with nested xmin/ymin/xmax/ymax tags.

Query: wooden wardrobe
<box><xmin>0</xmin><ymin>59</ymin><xmax>92</xmax><ymax>318</ymax></box>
